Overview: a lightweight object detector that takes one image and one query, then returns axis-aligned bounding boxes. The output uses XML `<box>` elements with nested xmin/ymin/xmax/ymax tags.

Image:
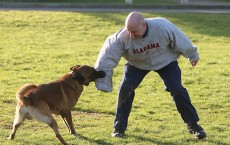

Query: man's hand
<box><xmin>190</xmin><ymin>60</ymin><xmax>199</xmax><ymax>67</ymax></box>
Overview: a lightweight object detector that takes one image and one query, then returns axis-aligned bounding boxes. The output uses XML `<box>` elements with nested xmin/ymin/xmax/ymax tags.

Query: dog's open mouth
<box><xmin>81</xmin><ymin>70</ymin><xmax>106</xmax><ymax>86</ymax></box>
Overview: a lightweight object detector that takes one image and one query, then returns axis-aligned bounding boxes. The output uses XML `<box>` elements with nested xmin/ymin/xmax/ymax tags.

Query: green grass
<box><xmin>0</xmin><ymin>11</ymin><xmax>230</xmax><ymax>145</ymax></box>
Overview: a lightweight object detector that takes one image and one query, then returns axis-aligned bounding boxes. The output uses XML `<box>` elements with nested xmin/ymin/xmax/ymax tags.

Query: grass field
<box><xmin>0</xmin><ymin>11</ymin><xmax>229</xmax><ymax>145</ymax></box>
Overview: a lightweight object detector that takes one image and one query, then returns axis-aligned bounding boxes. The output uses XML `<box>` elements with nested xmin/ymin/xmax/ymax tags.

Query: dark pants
<box><xmin>114</xmin><ymin>61</ymin><xmax>199</xmax><ymax>131</ymax></box>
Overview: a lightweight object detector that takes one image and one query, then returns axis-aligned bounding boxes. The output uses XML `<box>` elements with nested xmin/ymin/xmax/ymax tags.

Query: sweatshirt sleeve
<box><xmin>94</xmin><ymin>34</ymin><xmax>124</xmax><ymax>92</ymax></box>
<box><xmin>165</xmin><ymin>20</ymin><xmax>199</xmax><ymax>62</ymax></box>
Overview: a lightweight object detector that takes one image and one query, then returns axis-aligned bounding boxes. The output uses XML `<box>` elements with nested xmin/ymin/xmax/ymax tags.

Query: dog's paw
<box><xmin>7</xmin><ymin>135</ymin><xmax>13</xmax><ymax>140</ymax></box>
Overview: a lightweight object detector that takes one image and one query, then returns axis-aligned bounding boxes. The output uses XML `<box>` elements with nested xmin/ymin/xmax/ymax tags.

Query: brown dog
<box><xmin>8</xmin><ymin>65</ymin><xmax>105</xmax><ymax>145</ymax></box>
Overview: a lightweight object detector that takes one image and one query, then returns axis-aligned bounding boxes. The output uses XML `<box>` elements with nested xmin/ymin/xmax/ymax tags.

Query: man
<box><xmin>94</xmin><ymin>11</ymin><xmax>206</xmax><ymax>139</ymax></box>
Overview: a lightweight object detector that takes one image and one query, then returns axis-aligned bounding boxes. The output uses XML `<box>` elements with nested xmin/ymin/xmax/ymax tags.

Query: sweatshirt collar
<box><xmin>142</xmin><ymin>22</ymin><xmax>149</xmax><ymax>38</ymax></box>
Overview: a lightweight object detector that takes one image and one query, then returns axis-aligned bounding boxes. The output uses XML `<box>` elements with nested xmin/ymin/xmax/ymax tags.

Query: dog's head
<box><xmin>70</xmin><ymin>65</ymin><xmax>106</xmax><ymax>86</ymax></box>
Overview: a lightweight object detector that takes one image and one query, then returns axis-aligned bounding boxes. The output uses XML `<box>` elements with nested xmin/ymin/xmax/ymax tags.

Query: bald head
<box><xmin>125</xmin><ymin>12</ymin><xmax>145</xmax><ymax>31</ymax></box>
<box><xmin>125</xmin><ymin>12</ymin><xmax>146</xmax><ymax>39</ymax></box>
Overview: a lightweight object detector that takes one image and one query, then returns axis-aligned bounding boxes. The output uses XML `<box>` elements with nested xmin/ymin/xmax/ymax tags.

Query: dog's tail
<box><xmin>16</xmin><ymin>84</ymin><xmax>38</xmax><ymax>105</ymax></box>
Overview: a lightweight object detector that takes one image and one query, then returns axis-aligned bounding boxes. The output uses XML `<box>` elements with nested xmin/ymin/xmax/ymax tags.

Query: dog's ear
<box><xmin>70</xmin><ymin>65</ymin><xmax>81</xmax><ymax>71</ymax></box>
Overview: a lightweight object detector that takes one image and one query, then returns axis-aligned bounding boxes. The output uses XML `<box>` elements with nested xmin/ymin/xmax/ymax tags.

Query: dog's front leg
<box><xmin>61</xmin><ymin>112</ymin><xmax>79</xmax><ymax>137</ymax></box>
<box><xmin>48</xmin><ymin>119</ymin><xmax>69</xmax><ymax>145</ymax></box>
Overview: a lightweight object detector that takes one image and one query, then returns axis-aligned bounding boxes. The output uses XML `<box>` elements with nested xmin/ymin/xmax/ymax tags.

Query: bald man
<box><xmin>94</xmin><ymin>12</ymin><xmax>206</xmax><ymax>139</ymax></box>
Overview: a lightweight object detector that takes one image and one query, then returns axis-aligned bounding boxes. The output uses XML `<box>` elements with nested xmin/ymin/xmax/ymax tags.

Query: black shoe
<box><xmin>187</xmin><ymin>123</ymin><xmax>206</xmax><ymax>139</ymax></box>
<box><xmin>111</xmin><ymin>130</ymin><xmax>125</xmax><ymax>137</ymax></box>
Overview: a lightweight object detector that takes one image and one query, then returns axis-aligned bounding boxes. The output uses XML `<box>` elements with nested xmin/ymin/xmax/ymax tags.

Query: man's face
<box><xmin>126</xmin><ymin>24</ymin><xmax>145</xmax><ymax>39</ymax></box>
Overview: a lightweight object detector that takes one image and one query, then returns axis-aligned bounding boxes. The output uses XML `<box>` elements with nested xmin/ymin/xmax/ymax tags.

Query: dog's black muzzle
<box><xmin>94</xmin><ymin>70</ymin><xmax>106</xmax><ymax>79</ymax></box>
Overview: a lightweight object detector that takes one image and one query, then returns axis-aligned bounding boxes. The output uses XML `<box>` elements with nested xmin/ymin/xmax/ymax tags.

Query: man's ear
<box><xmin>70</xmin><ymin>65</ymin><xmax>81</xmax><ymax>71</ymax></box>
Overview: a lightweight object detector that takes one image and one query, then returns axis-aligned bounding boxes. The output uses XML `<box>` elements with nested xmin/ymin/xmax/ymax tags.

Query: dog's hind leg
<box><xmin>33</xmin><ymin>102</ymin><xmax>69</xmax><ymax>145</ymax></box>
<box><xmin>8</xmin><ymin>104</ymin><xmax>27</xmax><ymax>140</ymax></box>
<box><xmin>61</xmin><ymin>112</ymin><xmax>78</xmax><ymax>137</ymax></box>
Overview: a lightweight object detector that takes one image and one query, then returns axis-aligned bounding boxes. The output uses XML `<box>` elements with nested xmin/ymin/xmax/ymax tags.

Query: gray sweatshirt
<box><xmin>94</xmin><ymin>18</ymin><xmax>199</xmax><ymax>92</ymax></box>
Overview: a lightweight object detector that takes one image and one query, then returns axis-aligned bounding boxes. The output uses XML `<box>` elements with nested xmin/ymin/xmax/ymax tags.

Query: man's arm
<box><xmin>94</xmin><ymin>34</ymin><xmax>124</xmax><ymax>92</ymax></box>
<box><xmin>165</xmin><ymin>19</ymin><xmax>199</xmax><ymax>66</ymax></box>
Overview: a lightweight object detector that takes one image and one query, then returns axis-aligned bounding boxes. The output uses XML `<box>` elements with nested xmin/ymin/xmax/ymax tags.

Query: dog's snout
<box><xmin>97</xmin><ymin>70</ymin><xmax>106</xmax><ymax>78</ymax></box>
